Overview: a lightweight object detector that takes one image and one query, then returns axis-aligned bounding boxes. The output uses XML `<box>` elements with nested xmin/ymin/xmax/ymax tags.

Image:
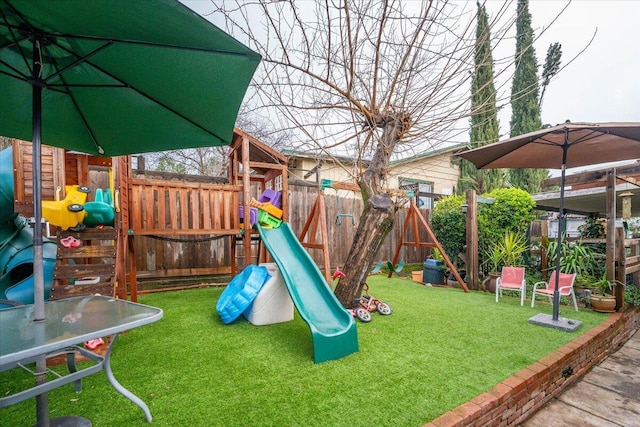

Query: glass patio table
<box><xmin>0</xmin><ymin>295</ymin><xmax>163</xmax><ymax>422</ymax></box>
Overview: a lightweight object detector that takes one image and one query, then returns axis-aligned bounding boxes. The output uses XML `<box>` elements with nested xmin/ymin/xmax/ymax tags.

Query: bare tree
<box><xmin>0</xmin><ymin>136</ymin><xmax>11</xmax><ymax>150</ymax></box>
<box><xmin>142</xmin><ymin>104</ymin><xmax>292</xmax><ymax>176</ymax></box>
<box><xmin>144</xmin><ymin>146</ymin><xmax>228</xmax><ymax>176</ymax></box>
<box><xmin>209</xmin><ymin>0</ymin><xmax>561</xmax><ymax>306</ymax></box>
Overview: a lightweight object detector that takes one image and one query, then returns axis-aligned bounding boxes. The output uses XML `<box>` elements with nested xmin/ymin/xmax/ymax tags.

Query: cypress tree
<box><xmin>509</xmin><ymin>0</ymin><xmax>548</xmax><ymax>193</ymax></box>
<box><xmin>459</xmin><ymin>1</ymin><xmax>504</xmax><ymax>194</ymax></box>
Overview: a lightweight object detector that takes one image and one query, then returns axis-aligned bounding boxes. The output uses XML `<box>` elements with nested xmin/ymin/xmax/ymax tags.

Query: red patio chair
<box><xmin>531</xmin><ymin>271</ymin><xmax>578</xmax><ymax>311</ymax></box>
<box><xmin>495</xmin><ymin>266</ymin><xmax>526</xmax><ymax>306</ymax></box>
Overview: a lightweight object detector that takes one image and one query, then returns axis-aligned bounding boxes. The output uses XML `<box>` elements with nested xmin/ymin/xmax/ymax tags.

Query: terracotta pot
<box><xmin>590</xmin><ymin>295</ymin><xmax>616</xmax><ymax>313</ymax></box>
<box><xmin>482</xmin><ymin>271</ymin><xmax>500</xmax><ymax>293</ymax></box>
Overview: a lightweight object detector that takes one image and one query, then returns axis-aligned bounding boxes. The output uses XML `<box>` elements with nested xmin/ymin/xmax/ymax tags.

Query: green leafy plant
<box><xmin>625</xmin><ymin>283</ymin><xmax>640</xmax><ymax>307</ymax></box>
<box><xmin>483</xmin><ymin>231</ymin><xmax>528</xmax><ymax>273</ymax></box>
<box><xmin>432</xmin><ymin>189</ymin><xmax>534</xmax><ymax>275</ymax></box>
<box><xmin>577</xmin><ymin>215</ymin><xmax>605</xmax><ymax>238</ymax></box>
<box><xmin>432</xmin><ymin>247</ymin><xmax>445</xmax><ymax>262</ymax></box>
<box><xmin>431</xmin><ymin>195</ymin><xmax>466</xmax><ymax>266</ymax></box>
<box><xmin>590</xmin><ymin>273</ymin><xmax>623</xmax><ymax>299</ymax></box>
<box><xmin>591</xmin><ymin>274</ymin><xmax>615</xmax><ymax>296</ymax></box>
<box><xmin>546</xmin><ymin>238</ymin><xmax>603</xmax><ymax>281</ymax></box>
<box><xmin>477</xmin><ymin>188</ymin><xmax>535</xmax><ymax>275</ymax></box>
<box><xmin>499</xmin><ymin>231</ymin><xmax>528</xmax><ymax>267</ymax></box>
<box><xmin>485</xmin><ymin>245</ymin><xmax>504</xmax><ymax>273</ymax></box>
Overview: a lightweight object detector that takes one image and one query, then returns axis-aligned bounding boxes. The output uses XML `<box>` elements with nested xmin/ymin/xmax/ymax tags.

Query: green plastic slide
<box><xmin>255</xmin><ymin>223</ymin><xmax>358</xmax><ymax>363</ymax></box>
<box><xmin>0</xmin><ymin>147</ymin><xmax>57</xmax><ymax>305</ymax></box>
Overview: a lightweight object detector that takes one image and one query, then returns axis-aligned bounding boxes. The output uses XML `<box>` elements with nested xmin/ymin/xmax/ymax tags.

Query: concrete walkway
<box><xmin>524</xmin><ymin>329</ymin><xmax>640</xmax><ymax>426</ymax></box>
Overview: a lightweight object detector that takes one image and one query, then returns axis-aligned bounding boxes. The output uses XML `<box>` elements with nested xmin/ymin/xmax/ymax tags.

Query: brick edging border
<box><xmin>423</xmin><ymin>307</ymin><xmax>640</xmax><ymax>427</ymax></box>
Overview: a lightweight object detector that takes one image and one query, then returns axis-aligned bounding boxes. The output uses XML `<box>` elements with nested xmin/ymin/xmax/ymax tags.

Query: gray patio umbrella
<box><xmin>0</xmin><ymin>0</ymin><xmax>259</xmax><ymax>424</ymax></box>
<box><xmin>458</xmin><ymin>121</ymin><xmax>640</xmax><ymax>328</ymax></box>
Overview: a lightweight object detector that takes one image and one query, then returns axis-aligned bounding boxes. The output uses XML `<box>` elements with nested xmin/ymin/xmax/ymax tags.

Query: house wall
<box><xmin>289</xmin><ymin>157</ymin><xmax>362</xmax><ymax>184</ymax></box>
<box><xmin>289</xmin><ymin>150</ymin><xmax>460</xmax><ymax>197</ymax></box>
<box><xmin>388</xmin><ymin>152</ymin><xmax>459</xmax><ymax>195</ymax></box>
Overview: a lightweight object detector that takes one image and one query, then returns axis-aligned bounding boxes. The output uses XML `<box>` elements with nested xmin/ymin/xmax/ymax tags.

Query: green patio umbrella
<box><xmin>1</xmin><ymin>0</ymin><xmax>260</xmax><ymax>156</ymax></box>
<box><xmin>0</xmin><ymin>0</ymin><xmax>260</xmax><ymax>424</ymax></box>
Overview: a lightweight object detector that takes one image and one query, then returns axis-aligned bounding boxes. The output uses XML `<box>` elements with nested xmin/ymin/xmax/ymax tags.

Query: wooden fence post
<box><xmin>465</xmin><ymin>189</ymin><xmax>478</xmax><ymax>290</ymax></box>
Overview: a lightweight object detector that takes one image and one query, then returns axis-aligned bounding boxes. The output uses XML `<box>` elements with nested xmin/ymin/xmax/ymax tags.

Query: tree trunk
<box><xmin>334</xmin><ymin>112</ymin><xmax>407</xmax><ymax>307</ymax></box>
<box><xmin>334</xmin><ymin>194</ymin><xmax>395</xmax><ymax>307</ymax></box>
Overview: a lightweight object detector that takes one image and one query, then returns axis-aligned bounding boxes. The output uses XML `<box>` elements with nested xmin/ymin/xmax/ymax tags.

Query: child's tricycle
<box><xmin>351</xmin><ymin>283</ymin><xmax>392</xmax><ymax>323</ymax></box>
<box><xmin>332</xmin><ymin>267</ymin><xmax>392</xmax><ymax>322</ymax></box>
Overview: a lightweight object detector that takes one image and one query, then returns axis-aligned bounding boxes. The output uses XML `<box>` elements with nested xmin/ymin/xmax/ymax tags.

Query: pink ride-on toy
<box><xmin>351</xmin><ymin>283</ymin><xmax>392</xmax><ymax>322</ymax></box>
<box><xmin>333</xmin><ymin>267</ymin><xmax>391</xmax><ymax>322</ymax></box>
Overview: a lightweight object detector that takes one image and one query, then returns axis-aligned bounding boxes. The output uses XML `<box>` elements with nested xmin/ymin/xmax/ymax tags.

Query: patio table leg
<box><xmin>102</xmin><ymin>334</ymin><xmax>153</xmax><ymax>422</ymax></box>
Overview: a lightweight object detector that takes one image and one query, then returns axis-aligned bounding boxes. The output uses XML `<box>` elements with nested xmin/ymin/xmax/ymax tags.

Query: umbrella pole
<box><xmin>31</xmin><ymin>38</ymin><xmax>50</xmax><ymax>427</ymax></box>
<box><xmin>526</xmin><ymin>129</ymin><xmax>581</xmax><ymax>332</ymax></box>
<box><xmin>33</xmin><ymin>72</ymin><xmax>45</xmax><ymax>323</ymax></box>
<box><xmin>552</xmin><ymin>137</ymin><xmax>570</xmax><ymax>322</ymax></box>
<box><xmin>552</xmin><ymin>163</ymin><xmax>566</xmax><ymax>321</ymax></box>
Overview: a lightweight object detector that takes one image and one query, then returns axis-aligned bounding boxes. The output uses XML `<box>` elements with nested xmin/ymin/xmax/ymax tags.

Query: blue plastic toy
<box><xmin>216</xmin><ymin>265</ymin><xmax>270</xmax><ymax>324</ymax></box>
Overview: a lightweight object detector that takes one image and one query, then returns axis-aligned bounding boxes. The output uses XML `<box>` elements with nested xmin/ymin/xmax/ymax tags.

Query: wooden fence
<box><xmin>126</xmin><ymin>177</ymin><xmax>241</xmax><ymax>280</ymax></box>
<box><xmin>122</xmin><ymin>176</ymin><xmax>433</xmax><ymax>281</ymax></box>
<box><xmin>90</xmin><ymin>168</ymin><xmax>640</xmax><ymax>291</ymax></box>
<box><xmin>291</xmin><ymin>182</ymin><xmax>433</xmax><ymax>268</ymax></box>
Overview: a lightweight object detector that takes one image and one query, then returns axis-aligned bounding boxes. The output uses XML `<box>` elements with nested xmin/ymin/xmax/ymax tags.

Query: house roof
<box><xmin>535</xmin><ymin>163</ymin><xmax>640</xmax><ymax>217</ymax></box>
<box><xmin>389</xmin><ymin>143</ymin><xmax>468</xmax><ymax>166</ymax></box>
<box><xmin>284</xmin><ymin>142</ymin><xmax>466</xmax><ymax>166</ymax></box>
<box><xmin>283</xmin><ymin>149</ymin><xmax>366</xmax><ymax>165</ymax></box>
<box><xmin>533</xmin><ymin>182</ymin><xmax>640</xmax><ymax>218</ymax></box>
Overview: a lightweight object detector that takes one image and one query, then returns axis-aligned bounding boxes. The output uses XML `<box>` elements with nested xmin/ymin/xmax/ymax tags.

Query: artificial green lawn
<box><xmin>0</xmin><ymin>276</ymin><xmax>607</xmax><ymax>426</ymax></box>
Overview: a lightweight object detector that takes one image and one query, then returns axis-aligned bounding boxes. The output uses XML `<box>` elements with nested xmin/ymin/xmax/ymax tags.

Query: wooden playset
<box><xmin>8</xmin><ymin>128</ymin><xmax>288</xmax><ymax>301</ymax></box>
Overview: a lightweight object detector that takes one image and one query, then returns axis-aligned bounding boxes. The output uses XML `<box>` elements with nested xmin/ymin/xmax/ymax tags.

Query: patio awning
<box><xmin>533</xmin><ymin>182</ymin><xmax>640</xmax><ymax>217</ymax></box>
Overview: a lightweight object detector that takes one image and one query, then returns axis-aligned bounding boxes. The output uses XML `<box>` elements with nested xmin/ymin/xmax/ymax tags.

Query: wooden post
<box><xmin>540</xmin><ymin>220</ymin><xmax>549</xmax><ymax>280</ymax></box>
<box><xmin>606</xmin><ymin>169</ymin><xmax>616</xmax><ymax>282</ymax></box>
<box><xmin>115</xmin><ymin>156</ymin><xmax>133</xmax><ymax>300</ymax></box>
<box><xmin>299</xmin><ymin>191</ymin><xmax>331</xmax><ymax>285</ymax></box>
<box><xmin>127</xmin><ymin>234</ymin><xmax>138</xmax><ymax>302</ymax></box>
<box><xmin>242</xmin><ymin>136</ymin><xmax>252</xmax><ymax>266</ymax></box>
<box><xmin>465</xmin><ymin>189</ymin><xmax>478</xmax><ymax>290</ymax></box>
<box><xmin>615</xmin><ymin>227</ymin><xmax>626</xmax><ymax>311</ymax></box>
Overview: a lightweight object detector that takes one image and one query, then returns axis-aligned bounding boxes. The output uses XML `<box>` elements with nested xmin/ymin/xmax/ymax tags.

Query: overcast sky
<box><xmin>519</xmin><ymin>1</ymin><xmax>640</xmax><ymax>174</ymax></box>
<box><xmin>185</xmin><ymin>0</ymin><xmax>638</xmax><ymax>168</ymax></box>
<box><xmin>495</xmin><ymin>0</ymin><xmax>639</xmax><ymax>129</ymax></box>
<box><xmin>188</xmin><ymin>0</ymin><xmax>638</xmax><ymax>133</ymax></box>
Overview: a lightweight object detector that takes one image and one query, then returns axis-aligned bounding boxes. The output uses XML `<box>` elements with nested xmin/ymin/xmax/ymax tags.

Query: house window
<box><xmin>274</xmin><ymin>175</ymin><xmax>283</xmax><ymax>191</ymax></box>
<box><xmin>399</xmin><ymin>178</ymin><xmax>433</xmax><ymax>209</ymax></box>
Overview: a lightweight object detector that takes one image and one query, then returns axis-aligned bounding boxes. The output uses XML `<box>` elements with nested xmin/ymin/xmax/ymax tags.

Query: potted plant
<box><xmin>589</xmin><ymin>273</ymin><xmax>620</xmax><ymax>313</ymax></box>
<box><xmin>482</xmin><ymin>231</ymin><xmax>527</xmax><ymax>293</ymax></box>
<box><xmin>500</xmin><ymin>231</ymin><xmax>528</xmax><ymax>267</ymax></box>
<box><xmin>482</xmin><ymin>245</ymin><xmax>503</xmax><ymax>293</ymax></box>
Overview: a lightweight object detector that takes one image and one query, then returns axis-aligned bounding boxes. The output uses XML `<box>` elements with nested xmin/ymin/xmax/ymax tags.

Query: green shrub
<box><xmin>478</xmin><ymin>188</ymin><xmax>535</xmax><ymax>274</ymax></box>
<box><xmin>625</xmin><ymin>282</ymin><xmax>640</xmax><ymax>307</ymax></box>
<box><xmin>431</xmin><ymin>195</ymin><xmax>466</xmax><ymax>266</ymax></box>
<box><xmin>431</xmin><ymin>189</ymin><xmax>535</xmax><ymax>275</ymax></box>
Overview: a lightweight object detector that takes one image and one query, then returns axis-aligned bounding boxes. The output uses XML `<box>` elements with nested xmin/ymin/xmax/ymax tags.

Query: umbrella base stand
<box><xmin>528</xmin><ymin>313</ymin><xmax>582</xmax><ymax>332</ymax></box>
